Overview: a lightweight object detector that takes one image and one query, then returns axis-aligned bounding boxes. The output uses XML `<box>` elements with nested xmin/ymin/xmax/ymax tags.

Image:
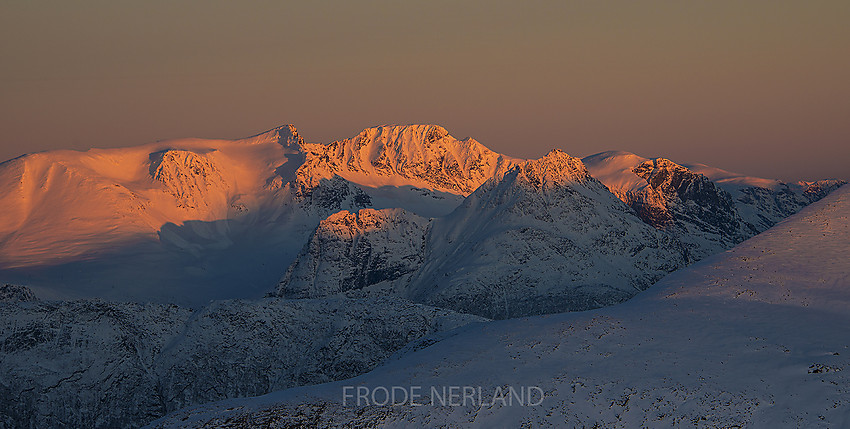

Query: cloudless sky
<box><xmin>1</xmin><ymin>1</ymin><xmax>848</xmax><ymax>181</ymax></box>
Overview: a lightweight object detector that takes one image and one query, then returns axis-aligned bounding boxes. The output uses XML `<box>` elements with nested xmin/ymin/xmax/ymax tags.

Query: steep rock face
<box><xmin>0</xmin><ymin>293</ymin><xmax>484</xmax><ymax>429</ymax></box>
<box><xmin>0</xmin><ymin>284</ymin><xmax>37</xmax><ymax>303</ymax></box>
<box><xmin>799</xmin><ymin>179</ymin><xmax>845</xmax><ymax>202</ymax></box>
<box><xmin>584</xmin><ymin>153</ymin><xmax>752</xmax><ymax>259</ymax></box>
<box><xmin>149</xmin><ymin>150</ymin><xmax>230</xmax><ymax>212</ymax></box>
<box><xmin>290</xmin><ymin>175</ymin><xmax>373</xmax><ymax>215</ymax></box>
<box><xmin>584</xmin><ymin>152</ymin><xmax>846</xmax><ymax>252</ymax></box>
<box><xmin>730</xmin><ymin>184</ymin><xmax>814</xmax><ymax>233</ymax></box>
<box><xmin>297</xmin><ymin>124</ymin><xmax>516</xmax><ymax>195</ymax></box>
<box><xmin>403</xmin><ymin>150</ymin><xmax>687</xmax><ymax>319</ymax></box>
<box><xmin>278</xmin><ymin>208</ymin><xmax>429</xmax><ymax>299</ymax></box>
<box><xmin>684</xmin><ymin>163</ymin><xmax>846</xmax><ymax>235</ymax></box>
<box><xmin>629</xmin><ymin>158</ymin><xmax>750</xmax><ymax>258</ymax></box>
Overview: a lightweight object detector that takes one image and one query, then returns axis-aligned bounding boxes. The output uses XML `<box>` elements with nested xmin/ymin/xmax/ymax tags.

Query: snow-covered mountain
<box><xmin>1</xmin><ymin>124</ymin><xmax>845</xmax><ymax>428</ymax></box>
<box><xmin>583</xmin><ymin>152</ymin><xmax>750</xmax><ymax>256</ymax></box>
<box><xmin>150</xmin><ymin>183</ymin><xmax>850</xmax><ymax>428</ymax></box>
<box><xmin>0</xmin><ymin>125</ymin><xmax>318</xmax><ymax>304</ymax></box>
<box><xmin>297</xmin><ymin>124</ymin><xmax>516</xmax><ymax>195</ymax></box>
<box><xmin>278</xmin><ymin>151</ymin><xmax>689</xmax><ymax>319</ymax></box>
<box><xmin>278</xmin><ymin>147</ymin><xmax>846</xmax><ymax>319</ymax></box>
<box><xmin>583</xmin><ymin>151</ymin><xmax>844</xmax><ymax>259</ymax></box>
<box><xmin>1</xmin><ymin>126</ymin><xmax>840</xmax><ymax>306</ymax></box>
<box><xmin>0</xmin><ymin>294</ymin><xmax>484</xmax><ymax>428</ymax></box>
<box><xmin>295</xmin><ymin>124</ymin><xmax>518</xmax><ymax>218</ymax></box>
<box><xmin>405</xmin><ymin>150</ymin><xmax>687</xmax><ymax>318</ymax></box>
<box><xmin>685</xmin><ymin>161</ymin><xmax>845</xmax><ymax>233</ymax></box>
<box><xmin>0</xmin><ymin>125</ymin><xmax>505</xmax><ymax>305</ymax></box>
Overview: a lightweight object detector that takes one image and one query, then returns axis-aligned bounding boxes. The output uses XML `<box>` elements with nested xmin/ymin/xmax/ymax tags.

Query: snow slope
<box><xmin>0</xmin><ymin>125</ymin><xmax>319</xmax><ymax>304</ymax></box>
<box><xmin>152</xmin><ymin>185</ymin><xmax>850</xmax><ymax>428</ymax></box>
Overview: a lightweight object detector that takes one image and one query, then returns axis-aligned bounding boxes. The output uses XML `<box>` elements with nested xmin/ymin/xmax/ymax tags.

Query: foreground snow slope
<box><xmin>153</xmin><ymin>185</ymin><xmax>850</xmax><ymax>428</ymax></box>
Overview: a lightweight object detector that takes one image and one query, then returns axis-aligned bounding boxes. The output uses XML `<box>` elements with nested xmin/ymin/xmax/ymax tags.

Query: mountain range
<box><xmin>0</xmin><ymin>123</ymin><xmax>844</xmax><ymax>428</ymax></box>
<box><xmin>1</xmin><ymin>124</ymin><xmax>841</xmax><ymax>309</ymax></box>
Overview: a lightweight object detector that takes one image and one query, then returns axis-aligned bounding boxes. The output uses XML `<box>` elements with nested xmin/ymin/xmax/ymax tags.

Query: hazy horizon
<box><xmin>2</xmin><ymin>1</ymin><xmax>848</xmax><ymax>182</ymax></box>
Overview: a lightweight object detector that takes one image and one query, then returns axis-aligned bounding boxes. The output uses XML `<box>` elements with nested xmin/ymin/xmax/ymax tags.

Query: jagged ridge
<box><xmin>298</xmin><ymin>124</ymin><xmax>516</xmax><ymax>194</ymax></box>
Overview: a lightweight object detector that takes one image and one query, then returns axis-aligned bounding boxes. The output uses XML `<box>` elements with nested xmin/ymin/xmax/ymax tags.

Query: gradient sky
<box><xmin>2</xmin><ymin>1</ymin><xmax>848</xmax><ymax>181</ymax></box>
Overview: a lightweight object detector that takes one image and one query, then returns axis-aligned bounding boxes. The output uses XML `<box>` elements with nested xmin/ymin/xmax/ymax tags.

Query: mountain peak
<box><xmin>298</xmin><ymin>124</ymin><xmax>515</xmax><ymax>195</ymax></box>
<box><xmin>632</xmin><ymin>158</ymin><xmax>702</xmax><ymax>191</ymax></box>
<box><xmin>635</xmin><ymin>157</ymin><xmax>687</xmax><ymax>173</ymax></box>
<box><xmin>357</xmin><ymin>124</ymin><xmax>450</xmax><ymax>144</ymax></box>
<box><xmin>582</xmin><ymin>150</ymin><xmax>647</xmax><ymax>165</ymax></box>
<box><xmin>241</xmin><ymin>124</ymin><xmax>304</xmax><ymax>149</ymax></box>
<box><xmin>514</xmin><ymin>149</ymin><xmax>589</xmax><ymax>189</ymax></box>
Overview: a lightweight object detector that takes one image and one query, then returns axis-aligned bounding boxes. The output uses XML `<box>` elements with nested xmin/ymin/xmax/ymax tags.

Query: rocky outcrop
<box><xmin>584</xmin><ymin>152</ymin><xmax>846</xmax><ymax>256</ymax></box>
<box><xmin>297</xmin><ymin>124</ymin><xmax>516</xmax><ymax>195</ymax></box>
<box><xmin>149</xmin><ymin>149</ymin><xmax>229</xmax><ymax>211</ymax></box>
<box><xmin>626</xmin><ymin>158</ymin><xmax>750</xmax><ymax>259</ymax></box>
<box><xmin>0</xmin><ymin>284</ymin><xmax>37</xmax><ymax>303</ymax></box>
<box><xmin>278</xmin><ymin>208</ymin><xmax>429</xmax><ymax>299</ymax></box>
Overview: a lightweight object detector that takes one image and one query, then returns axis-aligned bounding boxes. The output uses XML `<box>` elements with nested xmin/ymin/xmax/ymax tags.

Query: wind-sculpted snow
<box><xmin>0</xmin><ymin>295</ymin><xmax>485</xmax><ymax>428</ymax></box>
<box><xmin>150</xmin><ymin>184</ymin><xmax>850</xmax><ymax>429</ymax></box>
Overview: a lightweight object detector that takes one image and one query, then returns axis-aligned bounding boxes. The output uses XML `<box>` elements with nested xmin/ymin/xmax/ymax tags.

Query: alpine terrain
<box><xmin>151</xmin><ymin>179</ymin><xmax>850</xmax><ymax>429</ymax></box>
<box><xmin>0</xmin><ymin>123</ymin><xmax>844</xmax><ymax>428</ymax></box>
